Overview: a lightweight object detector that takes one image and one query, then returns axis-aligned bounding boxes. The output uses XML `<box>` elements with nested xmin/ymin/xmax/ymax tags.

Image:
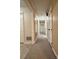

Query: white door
<box><xmin>20</xmin><ymin>13</ymin><xmax>24</xmax><ymax>43</ymax></box>
<box><xmin>39</xmin><ymin>20</ymin><xmax>45</xmax><ymax>35</ymax></box>
<box><xmin>47</xmin><ymin>18</ymin><xmax>52</xmax><ymax>43</ymax></box>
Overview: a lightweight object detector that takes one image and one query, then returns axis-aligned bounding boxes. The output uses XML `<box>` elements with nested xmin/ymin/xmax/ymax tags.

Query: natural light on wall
<box><xmin>35</xmin><ymin>16</ymin><xmax>51</xmax><ymax>20</ymax></box>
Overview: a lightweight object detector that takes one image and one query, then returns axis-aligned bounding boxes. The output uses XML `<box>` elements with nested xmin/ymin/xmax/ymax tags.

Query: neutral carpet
<box><xmin>20</xmin><ymin>44</ymin><xmax>32</xmax><ymax>59</ymax></box>
<box><xmin>24</xmin><ymin>36</ymin><xmax>57</xmax><ymax>59</ymax></box>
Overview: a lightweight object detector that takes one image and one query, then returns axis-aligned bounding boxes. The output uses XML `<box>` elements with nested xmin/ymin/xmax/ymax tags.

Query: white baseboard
<box><xmin>52</xmin><ymin>47</ymin><xmax>58</xmax><ymax>58</ymax></box>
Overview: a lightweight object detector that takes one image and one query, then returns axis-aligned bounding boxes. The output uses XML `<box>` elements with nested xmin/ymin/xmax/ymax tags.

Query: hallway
<box><xmin>1</xmin><ymin>0</ymin><xmax>79</xmax><ymax>59</ymax></box>
<box><xmin>20</xmin><ymin>0</ymin><xmax>58</xmax><ymax>59</ymax></box>
<box><xmin>20</xmin><ymin>35</ymin><xmax>57</xmax><ymax>59</ymax></box>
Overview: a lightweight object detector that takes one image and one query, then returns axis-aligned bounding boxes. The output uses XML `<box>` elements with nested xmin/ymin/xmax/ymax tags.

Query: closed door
<box><xmin>20</xmin><ymin>13</ymin><xmax>24</xmax><ymax>43</ymax></box>
<box><xmin>39</xmin><ymin>20</ymin><xmax>46</xmax><ymax>35</ymax></box>
<box><xmin>47</xmin><ymin>19</ymin><xmax>52</xmax><ymax>43</ymax></box>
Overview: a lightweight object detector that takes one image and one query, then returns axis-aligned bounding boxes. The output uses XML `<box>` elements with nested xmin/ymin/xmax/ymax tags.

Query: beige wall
<box><xmin>52</xmin><ymin>3</ymin><xmax>58</xmax><ymax>55</ymax></box>
<box><xmin>20</xmin><ymin>7</ymin><xmax>34</xmax><ymax>43</ymax></box>
<box><xmin>20</xmin><ymin>0</ymin><xmax>36</xmax><ymax>44</ymax></box>
<box><xmin>24</xmin><ymin>11</ymin><xmax>32</xmax><ymax>37</ymax></box>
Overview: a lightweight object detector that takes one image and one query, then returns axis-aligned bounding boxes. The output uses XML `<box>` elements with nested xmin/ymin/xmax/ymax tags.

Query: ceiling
<box><xmin>20</xmin><ymin>0</ymin><xmax>51</xmax><ymax>16</ymax></box>
<box><xmin>20</xmin><ymin>0</ymin><xmax>26</xmax><ymax>8</ymax></box>
<box><xmin>29</xmin><ymin>0</ymin><xmax>51</xmax><ymax>16</ymax></box>
<box><xmin>20</xmin><ymin>0</ymin><xmax>32</xmax><ymax>13</ymax></box>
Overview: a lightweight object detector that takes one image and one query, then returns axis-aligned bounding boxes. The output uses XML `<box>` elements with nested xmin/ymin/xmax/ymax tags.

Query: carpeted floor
<box><xmin>20</xmin><ymin>44</ymin><xmax>32</xmax><ymax>59</ymax></box>
<box><xmin>24</xmin><ymin>36</ymin><xmax>57</xmax><ymax>59</ymax></box>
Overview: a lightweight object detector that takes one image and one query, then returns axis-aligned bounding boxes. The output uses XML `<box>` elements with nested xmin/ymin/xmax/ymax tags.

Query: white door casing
<box><xmin>20</xmin><ymin>13</ymin><xmax>25</xmax><ymax>43</ymax></box>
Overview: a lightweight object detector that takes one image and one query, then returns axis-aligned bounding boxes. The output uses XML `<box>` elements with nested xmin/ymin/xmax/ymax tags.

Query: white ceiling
<box><xmin>20</xmin><ymin>0</ymin><xmax>51</xmax><ymax>16</ymax></box>
<box><xmin>31</xmin><ymin>0</ymin><xmax>50</xmax><ymax>16</ymax></box>
<box><xmin>20</xmin><ymin>0</ymin><xmax>26</xmax><ymax>8</ymax></box>
<box><xmin>20</xmin><ymin>0</ymin><xmax>32</xmax><ymax>13</ymax></box>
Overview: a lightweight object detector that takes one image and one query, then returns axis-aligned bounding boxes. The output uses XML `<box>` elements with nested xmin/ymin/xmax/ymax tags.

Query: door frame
<box><xmin>20</xmin><ymin>11</ymin><xmax>25</xmax><ymax>44</ymax></box>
